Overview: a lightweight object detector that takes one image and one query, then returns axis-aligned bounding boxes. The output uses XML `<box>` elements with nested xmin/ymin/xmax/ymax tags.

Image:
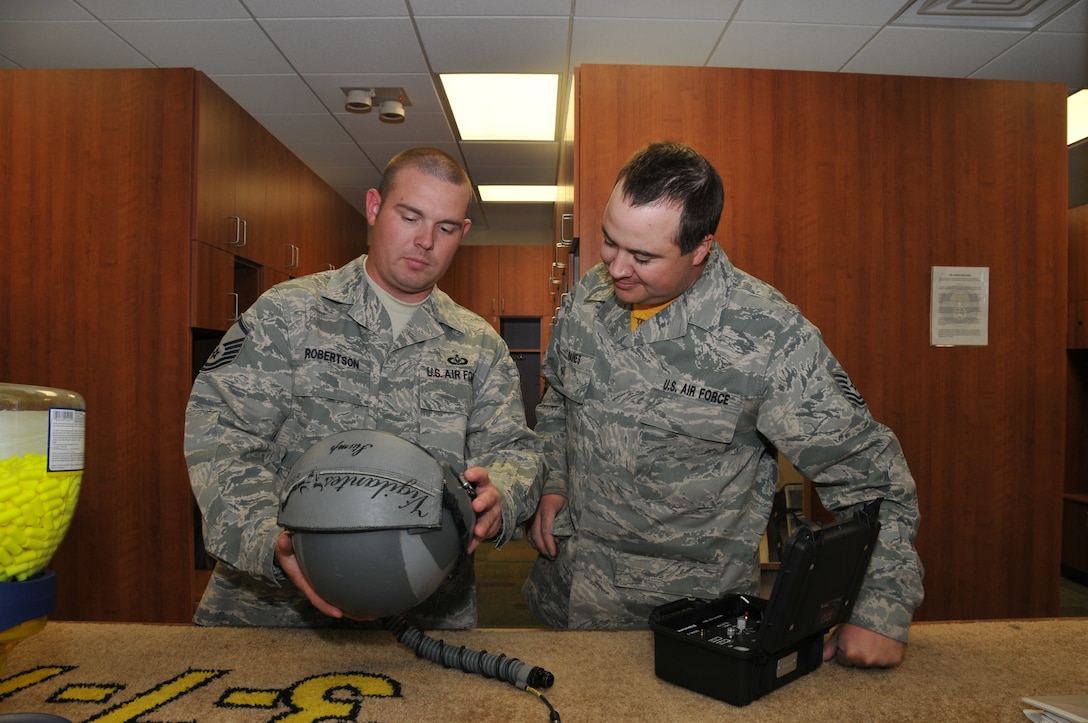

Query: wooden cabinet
<box><xmin>439</xmin><ymin>245</ymin><xmax>556</xmax><ymax>417</ymax></box>
<box><xmin>193</xmin><ymin>75</ymin><xmax>364</xmax><ymax>278</ymax></box>
<box><xmin>1070</xmin><ymin>206</ymin><xmax>1088</xmax><ymax>348</ymax></box>
<box><xmin>569</xmin><ymin>65</ymin><xmax>1067</xmax><ymax>622</ymax></box>
<box><xmin>0</xmin><ymin>68</ymin><xmax>365</xmax><ymax>623</ymax></box>
<box><xmin>438</xmin><ymin>246</ymin><xmax>500</xmax><ymax>322</ymax></box>
<box><xmin>1063</xmin><ymin>495</ymin><xmax>1088</xmax><ymax>582</ymax></box>
<box><xmin>1067</xmin><ymin>205</ymin><xmax>1088</xmax><ymax>583</ymax></box>
<box><xmin>191</xmin><ymin>241</ymin><xmax>237</xmax><ymax>331</ymax></box>
<box><xmin>440</xmin><ymin>245</ymin><xmax>554</xmax><ymax>336</ymax></box>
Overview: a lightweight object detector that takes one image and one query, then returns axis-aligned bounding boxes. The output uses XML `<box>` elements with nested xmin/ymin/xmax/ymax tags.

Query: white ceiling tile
<box><xmin>733</xmin><ymin>0</ymin><xmax>907</xmax><ymax>26</ymax></box>
<box><xmin>0</xmin><ymin>0</ymin><xmax>89</xmax><ymax>20</ymax></box>
<box><xmin>288</xmin><ymin>142</ymin><xmax>377</xmax><ymax>172</ymax></box>
<box><xmin>303</xmin><ymin>73</ymin><xmax>443</xmax><ymax>114</ymax></box>
<box><xmin>575</xmin><ymin>0</ymin><xmax>739</xmax><ymax>20</ymax></box>
<box><xmin>1041</xmin><ymin>0</ymin><xmax>1088</xmax><ymax>31</ymax></box>
<box><xmin>710</xmin><ymin>21</ymin><xmax>878</xmax><ymax>71</ymax></box>
<box><xmin>209</xmin><ymin>74</ymin><xmax>327</xmax><ymax>115</ymax></box>
<box><xmin>0</xmin><ymin>21</ymin><xmax>153</xmax><ymax>67</ymax></box>
<box><xmin>469</xmin><ymin>165</ymin><xmax>558</xmax><ymax>184</ymax></box>
<box><xmin>842</xmin><ymin>26</ymin><xmax>1027</xmax><ymax>78</ymax></box>
<box><xmin>973</xmin><ymin>32</ymin><xmax>1088</xmax><ymax>90</ymax></box>
<box><xmin>78</xmin><ymin>0</ymin><xmax>249</xmax><ymax>20</ymax></box>
<box><xmin>309</xmin><ymin>164</ymin><xmax>380</xmax><ymax>191</ymax></box>
<box><xmin>570</xmin><ymin>17</ymin><xmax>727</xmax><ymax>67</ymax></box>
<box><xmin>411</xmin><ymin>0</ymin><xmax>570</xmax><ymax>16</ymax></box>
<box><xmin>258</xmin><ymin>17</ymin><xmax>427</xmax><ymax>74</ymax></box>
<box><xmin>340</xmin><ymin>110</ymin><xmax>459</xmax><ymax>145</ymax></box>
<box><xmin>105</xmin><ymin>19</ymin><xmax>293</xmax><ymax>73</ymax></box>
<box><xmin>252</xmin><ymin>113</ymin><xmax>355</xmax><ymax>145</ymax></box>
<box><xmin>415</xmin><ymin>17</ymin><xmax>569</xmax><ymax>73</ymax></box>
<box><xmin>460</xmin><ymin>142</ymin><xmax>561</xmax><ymax>167</ymax></box>
<box><xmin>241</xmin><ymin>0</ymin><xmax>408</xmax><ymax>18</ymax></box>
<box><xmin>359</xmin><ymin>141</ymin><xmax>465</xmax><ymax>173</ymax></box>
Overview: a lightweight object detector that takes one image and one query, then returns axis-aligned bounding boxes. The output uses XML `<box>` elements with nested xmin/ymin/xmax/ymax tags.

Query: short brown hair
<box><xmin>379</xmin><ymin>146</ymin><xmax>472</xmax><ymax>199</ymax></box>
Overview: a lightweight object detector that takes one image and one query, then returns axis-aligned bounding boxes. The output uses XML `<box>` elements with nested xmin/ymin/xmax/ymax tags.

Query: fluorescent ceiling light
<box><xmin>1070</xmin><ymin>89</ymin><xmax>1088</xmax><ymax>146</ymax></box>
<box><xmin>442</xmin><ymin>74</ymin><xmax>558</xmax><ymax>141</ymax></box>
<box><xmin>479</xmin><ymin>185</ymin><xmax>558</xmax><ymax>203</ymax></box>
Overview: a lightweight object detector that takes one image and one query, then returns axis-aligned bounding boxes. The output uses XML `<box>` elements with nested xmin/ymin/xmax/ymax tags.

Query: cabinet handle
<box><xmin>559</xmin><ymin>213</ymin><xmax>574</xmax><ymax>247</ymax></box>
<box><xmin>228</xmin><ymin>216</ymin><xmax>247</xmax><ymax>248</ymax></box>
<box><xmin>285</xmin><ymin>244</ymin><xmax>299</xmax><ymax>270</ymax></box>
<box><xmin>553</xmin><ymin>243</ymin><xmax>567</xmax><ymax>270</ymax></box>
<box><xmin>229</xmin><ymin>292</ymin><xmax>239</xmax><ymax>323</ymax></box>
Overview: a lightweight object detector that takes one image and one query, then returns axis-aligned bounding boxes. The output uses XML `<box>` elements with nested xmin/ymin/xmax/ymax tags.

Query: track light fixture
<box><xmin>343</xmin><ymin>87</ymin><xmax>410</xmax><ymax>123</ymax></box>
<box><xmin>345</xmin><ymin>88</ymin><xmax>374</xmax><ymax>113</ymax></box>
<box><xmin>379</xmin><ymin>99</ymin><xmax>405</xmax><ymax>122</ymax></box>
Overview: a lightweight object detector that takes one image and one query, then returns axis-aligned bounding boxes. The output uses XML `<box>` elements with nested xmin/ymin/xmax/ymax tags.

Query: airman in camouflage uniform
<box><xmin>186</xmin><ymin>148</ymin><xmax>541</xmax><ymax>629</ymax></box>
<box><xmin>524</xmin><ymin>142</ymin><xmax>922</xmax><ymax>667</ymax></box>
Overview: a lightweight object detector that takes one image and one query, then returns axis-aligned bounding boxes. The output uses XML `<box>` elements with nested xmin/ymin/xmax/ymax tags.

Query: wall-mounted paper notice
<box><xmin>931</xmin><ymin>266</ymin><xmax>989</xmax><ymax>346</ymax></box>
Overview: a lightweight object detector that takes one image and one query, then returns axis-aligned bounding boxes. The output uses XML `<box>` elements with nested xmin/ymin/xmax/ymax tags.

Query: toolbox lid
<box><xmin>755</xmin><ymin>498</ymin><xmax>882</xmax><ymax>653</ymax></box>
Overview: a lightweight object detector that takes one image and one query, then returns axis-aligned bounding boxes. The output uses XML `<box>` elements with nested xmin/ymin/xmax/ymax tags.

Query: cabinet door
<box><xmin>193</xmin><ymin>75</ymin><xmax>245</xmax><ymax>253</ymax></box>
<box><xmin>193</xmin><ymin>76</ymin><xmax>276</xmax><ymax>272</ymax></box>
<box><xmin>191</xmin><ymin>240</ymin><xmax>237</xmax><ymax>331</ymax></box>
<box><xmin>263</xmin><ymin>266</ymin><xmax>291</xmax><ymax>292</ymax></box>
<box><xmin>439</xmin><ymin>246</ymin><xmax>501</xmax><ymax>327</ymax></box>
<box><xmin>499</xmin><ymin>245</ymin><xmax>553</xmax><ymax>317</ymax></box>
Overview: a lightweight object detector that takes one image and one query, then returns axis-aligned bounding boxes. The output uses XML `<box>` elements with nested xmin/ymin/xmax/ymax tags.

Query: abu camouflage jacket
<box><xmin>185</xmin><ymin>256</ymin><xmax>542</xmax><ymax>629</ymax></box>
<box><xmin>523</xmin><ymin>245</ymin><xmax>923</xmax><ymax>640</ymax></box>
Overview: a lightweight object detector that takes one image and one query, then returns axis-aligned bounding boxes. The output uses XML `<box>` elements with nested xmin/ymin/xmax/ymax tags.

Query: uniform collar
<box><xmin>588</xmin><ymin>243</ymin><xmax>735</xmax><ymax>345</ymax></box>
<box><xmin>321</xmin><ymin>255</ymin><xmax>469</xmax><ymax>343</ymax></box>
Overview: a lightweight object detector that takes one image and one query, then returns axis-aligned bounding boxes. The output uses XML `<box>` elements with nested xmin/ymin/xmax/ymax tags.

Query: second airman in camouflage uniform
<box><xmin>524</xmin><ymin>142</ymin><xmax>922</xmax><ymax>667</ymax></box>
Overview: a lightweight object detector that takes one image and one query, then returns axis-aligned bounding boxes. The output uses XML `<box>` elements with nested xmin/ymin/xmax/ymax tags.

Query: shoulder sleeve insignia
<box><xmin>832</xmin><ymin>368</ymin><xmax>867</xmax><ymax>410</ymax></box>
<box><xmin>201</xmin><ymin>321</ymin><xmax>249</xmax><ymax>372</ymax></box>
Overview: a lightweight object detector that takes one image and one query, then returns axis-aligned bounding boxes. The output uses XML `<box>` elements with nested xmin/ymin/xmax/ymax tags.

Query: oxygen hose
<box><xmin>382</xmin><ymin>614</ymin><xmax>560</xmax><ymax>722</ymax></box>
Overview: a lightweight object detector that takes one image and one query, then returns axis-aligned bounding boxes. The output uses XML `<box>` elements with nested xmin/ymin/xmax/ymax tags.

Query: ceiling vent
<box><xmin>891</xmin><ymin>0</ymin><xmax>1078</xmax><ymax>30</ymax></box>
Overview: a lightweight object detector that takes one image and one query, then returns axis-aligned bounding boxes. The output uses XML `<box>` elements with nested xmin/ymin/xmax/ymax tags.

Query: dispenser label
<box><xmin>47</xmin><ymin>408</ymin><xmax>86</xmax><ymax>472</ymax></box>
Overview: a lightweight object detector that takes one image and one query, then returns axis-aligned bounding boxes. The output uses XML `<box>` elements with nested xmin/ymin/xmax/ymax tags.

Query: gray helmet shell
<box><xmin>278</xmin><ymin>430</ymin><xmax>476</xmax><ymax>618</ymax></box>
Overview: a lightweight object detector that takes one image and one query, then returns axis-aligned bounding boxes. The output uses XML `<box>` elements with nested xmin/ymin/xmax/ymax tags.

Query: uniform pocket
<box><xmin>642</xmin><ymin>385</ymin><xmax>743</xmax><ymax>444</ymax></box>
<box><xmin>418</xmin><ymin>370</ymin><xmax>471</xmax><ymax>462</ymax></box>
<box><xmin>555</xmin><ymin>346</ymin><xmax>594</xmax><ymax>404</ymax></box>
<box><xmin>611</xmin><ymin>549</ymin><xmax>721</xmax><ymax>599</ymax></box>
<box><xmin>291</xmin><ymin>365</ymin><xmax>372</xmax><ymax>432</ymax></box>
<box><xmin>635</xmin><ymin>385</ymin><xmax>754</xmax><ymax>511</ymax></box>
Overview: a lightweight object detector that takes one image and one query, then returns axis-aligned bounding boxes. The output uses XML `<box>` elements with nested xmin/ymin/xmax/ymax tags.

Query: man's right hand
<box><xmin>527</xmin><ymin>493</ymin><xmax>568</xmax><ymax>559</ymax></box>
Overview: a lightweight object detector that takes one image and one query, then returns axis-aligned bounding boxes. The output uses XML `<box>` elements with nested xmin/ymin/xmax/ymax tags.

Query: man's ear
<box><xmin>364</xmin><ymin>188</ymin><xmax>382</xmax><ymax>225</ymax></box>
<box><xmin>691</xmin><ymin>234</ymin><xmax>714</xmax><ymax>266</ymax></box>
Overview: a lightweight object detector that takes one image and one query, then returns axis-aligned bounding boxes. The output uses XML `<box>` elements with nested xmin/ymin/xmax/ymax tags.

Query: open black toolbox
<box><xmin>649</xmin><ymin>498</ymin><xmax>882</xmax><ymax>706</ymax></box>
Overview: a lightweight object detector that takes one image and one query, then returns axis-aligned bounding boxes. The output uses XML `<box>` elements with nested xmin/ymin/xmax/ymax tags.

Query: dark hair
<box><xmin>379</xmin><ymin>146</ymin><xmax>472</xmax><ymax>199</ymax></box>
<box><xmin>615</xmin><ymin>141</ymin><xmax>724</xmax><ymax>255</ymax></box>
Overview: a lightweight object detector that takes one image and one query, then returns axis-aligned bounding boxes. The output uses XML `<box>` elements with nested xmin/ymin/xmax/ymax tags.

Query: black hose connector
<box><xmin>526</xmin><ymin>666</ymin><xmax>554</xmax><ymax>689</ymax></box>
